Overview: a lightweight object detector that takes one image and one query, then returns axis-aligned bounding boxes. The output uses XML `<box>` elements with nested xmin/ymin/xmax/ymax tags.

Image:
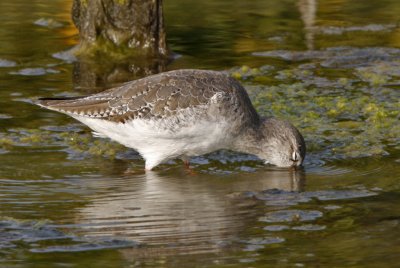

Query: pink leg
<box><xmin>182</xmin><ymin>156</ymin><xmax>196</xmax><ymax>175</ymax></box>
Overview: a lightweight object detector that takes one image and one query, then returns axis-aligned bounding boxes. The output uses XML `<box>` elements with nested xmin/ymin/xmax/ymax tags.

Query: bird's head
<box><xmin>257</xmin><ymin>117</ymin><xmax>306</xmax><ymax>168</ymax></box>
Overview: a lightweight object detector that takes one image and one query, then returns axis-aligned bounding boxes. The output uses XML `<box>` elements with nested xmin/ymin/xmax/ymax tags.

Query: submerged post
<box><xmin>72</xmin><ymin>0</ymin><xmax>167</xmax><ymax>57</ymax></box>
<box><xmin>70</xmin><ymin>0</ymin><xmax>168</xmax><ymax>90</ymax></box>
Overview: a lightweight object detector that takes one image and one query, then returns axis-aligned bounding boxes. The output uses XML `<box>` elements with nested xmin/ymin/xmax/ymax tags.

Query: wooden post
<box><xmin>70</xmin><ymin>0</ymin><xmax>168</xmax><ymax>90</ymax></box>
<box><xmin>72</xmin><ymin>0</ymin><xmax>167</xmax><ymax>57</ymax></box>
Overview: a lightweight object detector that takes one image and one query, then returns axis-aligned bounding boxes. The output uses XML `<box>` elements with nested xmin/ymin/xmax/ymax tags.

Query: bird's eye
<box><xmin>291</xmin><ymin>151</ymin><xmax>298</xmax><ymax>162</ymax></box>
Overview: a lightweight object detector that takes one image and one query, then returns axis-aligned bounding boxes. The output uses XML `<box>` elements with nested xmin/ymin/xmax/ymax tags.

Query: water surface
<box><xmin>0</xmin><ymin>0</ymin><xmax>400</xmax><ymax>267</ymax></box>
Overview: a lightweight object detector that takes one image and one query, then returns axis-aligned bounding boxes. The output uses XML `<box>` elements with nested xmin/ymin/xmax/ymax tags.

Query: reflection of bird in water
<box><xmin>75</xmin><ymin>168</ymin><xmax>305</xmax><ymax>255</ymax></box>
<box><xmin>37</xmin><ymin>69</ymin><xmax>305</xmax><ymax>170</ymax></box>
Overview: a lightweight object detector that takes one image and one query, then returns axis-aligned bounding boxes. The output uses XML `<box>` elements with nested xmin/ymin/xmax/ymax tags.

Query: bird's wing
<box><xmin>36</xmin><ymin>69</ymin><xmax>231</xmax><ymax>123</ymax></box>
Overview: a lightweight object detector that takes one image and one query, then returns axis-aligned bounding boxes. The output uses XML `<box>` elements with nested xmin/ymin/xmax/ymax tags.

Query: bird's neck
<box><xmin>231</xmin><ymin>121</ymin><xmax>264</xmax><ymax>156</ymax></box>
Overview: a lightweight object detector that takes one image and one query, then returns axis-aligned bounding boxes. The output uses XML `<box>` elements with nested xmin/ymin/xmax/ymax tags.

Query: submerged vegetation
<box><xmin>0</xmin><ymin>127</ymin><xmax>128</xmax><ymax>160</ymax></box>
<box><xmin>231</xmin><ymin>49</ymin><xmax>400</xmax><ymax>162</ymax></box>
<box><xmin>2</xmin><ymin>50</ymin><xmax>399</xmax><ymax>166</ymax></box>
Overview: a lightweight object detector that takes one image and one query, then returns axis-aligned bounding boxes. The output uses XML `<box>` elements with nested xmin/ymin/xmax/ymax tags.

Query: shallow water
<box><xmin>1</xmin><ymin>0</ymin><xmax>400</xmax><ymax>267</ymax></box>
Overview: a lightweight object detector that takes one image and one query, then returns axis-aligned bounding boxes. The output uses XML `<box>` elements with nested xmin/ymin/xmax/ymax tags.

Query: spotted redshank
<box><xmin>37</xmin><ymin>69</ymin><xmax>305</xmax><ymax>170</ymax></box>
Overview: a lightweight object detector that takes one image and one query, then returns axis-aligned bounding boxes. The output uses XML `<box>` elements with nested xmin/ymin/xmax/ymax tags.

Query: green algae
<box><xmin>230</xmin><ymin>65</ymin><xmax>273</xmax><ymax>81</ymax></box>
<box><xmin>3</xmin><ymin>56</ymin><xmax>399</xmax><ymax>163</ymax></box>
<box><xmin>115</xmin><ymin>0</ymin><xmax>127</xmax><ymax>4</ymax></box>
<box><xmin>74</xmin><ymin>37</ymin><xmax>149</xmax><ymax>62</ymax></box>
<box><xmin>60</xmin><ymin>131</ymin><xmax>126</xmax><ymax>159</ymax></box>
<box><xmin>0</xmin><ymin>137</ymin><xmax>15</xmax><ymax>150</ymax></box>
<box><xmin>356</xmin><ymin>70</ymin><xmax>389</xmax><ymax>86</ymax></box>
<box><xmin>0</xmin><ymin>54</ymin><xmax>398</xmax><ymax>164</ymax></box>
<box><xmin>0</xmin><ymin>128</ymin><xmax>127</xmax><ymax>160</ymax></box>
<box><xmin>230</xmin><ymin>59</ymin><xmax>400</xmax><ymax>161</ymax></box>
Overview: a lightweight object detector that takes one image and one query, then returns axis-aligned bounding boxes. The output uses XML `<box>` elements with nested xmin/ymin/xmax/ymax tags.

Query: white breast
<box><xmin>73</xmin><ymin>113</ymin><xmax>233</xmax><ymax>170</ymax></box>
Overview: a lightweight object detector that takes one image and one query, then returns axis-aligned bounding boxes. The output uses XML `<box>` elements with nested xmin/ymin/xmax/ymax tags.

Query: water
<box><xmin>1</xmin><ymin>0</ymin><xmax>400</xmax><ymax>267</ymax></box>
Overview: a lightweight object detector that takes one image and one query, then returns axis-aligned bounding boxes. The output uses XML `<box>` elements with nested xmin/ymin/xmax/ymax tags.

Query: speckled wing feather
<box><xmin>37</xmin><ymin>69</ymin><xmax>259</xmax><ymax>126</ymax></box>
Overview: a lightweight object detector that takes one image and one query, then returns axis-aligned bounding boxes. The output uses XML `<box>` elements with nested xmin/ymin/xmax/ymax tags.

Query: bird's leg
<box><xmin>181</xmin><ymin>155</ymin><xmax>190</xmax><ymax>168</ymax></box>
<box><xmin>181</xmin><ymin>155</ymin><xmax>198</xmax><ymax>175</ymax></box>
